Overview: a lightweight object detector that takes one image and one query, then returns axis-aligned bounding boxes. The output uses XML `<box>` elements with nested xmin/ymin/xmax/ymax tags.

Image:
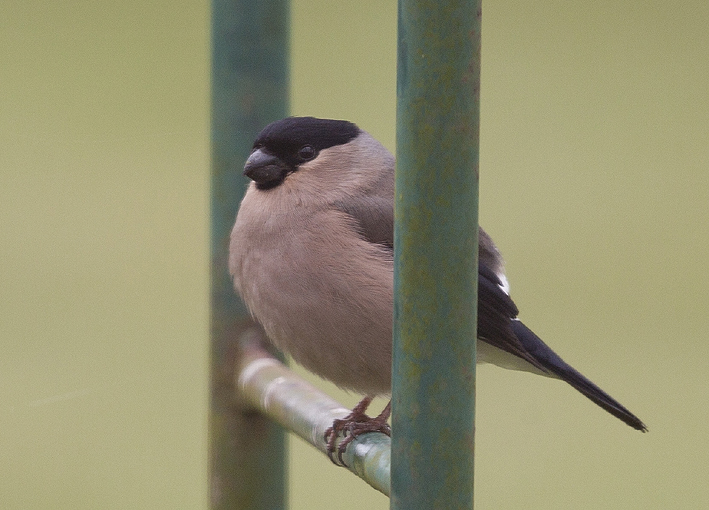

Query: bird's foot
<box><xmin>324</xmin><ymin>397</ymin><xmax>391</xmax><ymax>466</ymax></box>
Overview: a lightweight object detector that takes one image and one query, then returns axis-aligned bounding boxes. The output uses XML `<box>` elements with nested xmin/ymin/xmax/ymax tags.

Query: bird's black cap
<box><xmin>253</xmin><ymin>117</ymin><xmax>360</xmax><ymax>156</ymax></box>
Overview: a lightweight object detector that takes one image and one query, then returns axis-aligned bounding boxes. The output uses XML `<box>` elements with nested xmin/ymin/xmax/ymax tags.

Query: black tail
<box><xmin>510</xmin><ymin>320</ymin><xmax>647</xmax><ymax>432</ymax></box>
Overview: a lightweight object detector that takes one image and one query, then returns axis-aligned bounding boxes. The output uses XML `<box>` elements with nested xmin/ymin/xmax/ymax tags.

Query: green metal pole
<box><xmin>392</xmin><ymin>0</ymin><xmax>481</xmax><ymax>508</ymax></box>
<box><xmin>210</xmin><ymin>0</ymin><xmax>289</xmax><ymax>508</ymax></box>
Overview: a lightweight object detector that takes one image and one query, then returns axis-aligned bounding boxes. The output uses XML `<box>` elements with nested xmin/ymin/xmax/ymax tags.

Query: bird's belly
<box><xmin>243</xmin><ymin>258</ymin><xmax>393</xmax><ymax>394</ymax></box>
<box><xmin>231</xmin><ymin>212</ymin><xmax>394</xmax><ymax>395</ymax></box>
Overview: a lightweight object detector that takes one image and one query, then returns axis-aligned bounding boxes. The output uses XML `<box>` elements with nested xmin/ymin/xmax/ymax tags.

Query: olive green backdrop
<box><xmin>1</xmin><ymin>1</ymin><xmax>707</xmax><ymax>508</ymax></box>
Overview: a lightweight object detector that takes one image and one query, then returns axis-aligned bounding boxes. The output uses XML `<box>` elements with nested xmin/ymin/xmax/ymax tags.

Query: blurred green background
<box><xmin>1</xmin><ymin>0</ymin><xmax>707</xmax><ymax>508</ymax></box>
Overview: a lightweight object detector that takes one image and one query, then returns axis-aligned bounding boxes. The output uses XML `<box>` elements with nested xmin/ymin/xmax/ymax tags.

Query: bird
<box><xmin>229</xmin><ymin>116</ymin><xmax>647</xmax><ymax>462</ymax></box>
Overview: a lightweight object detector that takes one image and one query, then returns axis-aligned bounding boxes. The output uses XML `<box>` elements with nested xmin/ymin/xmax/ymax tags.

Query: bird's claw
<box><xmin>324</xmin><ymin>399</ymin><xmax>392</xmax><ymax>466</ymax></box>
<box><xmin>324</xmin><ymin>413</ymin><xmax>391</xmax><ymax>466</ymax></box>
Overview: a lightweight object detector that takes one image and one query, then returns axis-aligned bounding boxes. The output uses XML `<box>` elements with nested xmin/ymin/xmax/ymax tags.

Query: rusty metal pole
<box><xmin>392</xmin><ymin>0</ymin><xmax>481</xmax><ymax>508</ymax></box>
<box><xmin>210</xmin><ymin>0</ymin><xmax>289</xmax><ymax>508</ymax></box>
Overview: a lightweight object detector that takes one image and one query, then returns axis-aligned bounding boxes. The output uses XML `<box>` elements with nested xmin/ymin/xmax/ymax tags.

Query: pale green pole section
<box><xmin>237</xmin><ymin>327</ymin><xmax>392</xmax><ymax>496</ymax></box>
<box><xmin>392</xmin><ymin>0</ymin><xmax>481</xmax><ymax>508</ymax></box>
<box><xmin>210</xmin><ymin>0</ymin><xmax>289</xmax><ymax>508</ymax></box>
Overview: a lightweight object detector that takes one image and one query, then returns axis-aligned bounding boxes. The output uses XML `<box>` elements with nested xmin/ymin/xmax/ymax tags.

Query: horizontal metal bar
<box><xmin>236</xmin><ymin>327</ymin><xmax>392</xmax><ymax>496</ymax></box>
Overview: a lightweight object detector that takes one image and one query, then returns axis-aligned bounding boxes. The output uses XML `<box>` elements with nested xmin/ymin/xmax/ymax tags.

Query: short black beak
<box><xmin>243</xmin><ymin>149</ymin><xmax>289</xmax><ymax>189</ymax></box>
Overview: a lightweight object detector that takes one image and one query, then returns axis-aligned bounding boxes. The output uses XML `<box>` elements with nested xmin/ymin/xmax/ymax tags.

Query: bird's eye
<box><xmin>297</xmin><ymin>145</ymin><xmax>316</xmax><ymax>161</ymax></box>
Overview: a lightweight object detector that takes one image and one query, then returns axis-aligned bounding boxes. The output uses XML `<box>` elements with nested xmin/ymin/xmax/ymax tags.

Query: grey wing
<box><xmin>334</xmin><ymin>195</ymin><xmax>394</xmax><ymax>249</ymax></box>
<box><xmin>335</xmin><ymin>188</ymin><xmax>543</xmax><ymax>371</ymax></box>
<box><xmin>333</xmin><ymin>168</ymin><xmax>395</xmax><ymax>250</ymax></box>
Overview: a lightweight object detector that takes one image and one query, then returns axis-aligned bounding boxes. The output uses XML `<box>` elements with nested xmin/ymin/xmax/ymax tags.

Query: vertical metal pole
<box><xmin>210</xmin><ymin>0</ymin><xmax>289</xmax><ymax>508</ymax></box>
<box><xmin>392</xmin><ymin>0</ymin><xmax>481</xmax><ymax>508</ymax></box>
